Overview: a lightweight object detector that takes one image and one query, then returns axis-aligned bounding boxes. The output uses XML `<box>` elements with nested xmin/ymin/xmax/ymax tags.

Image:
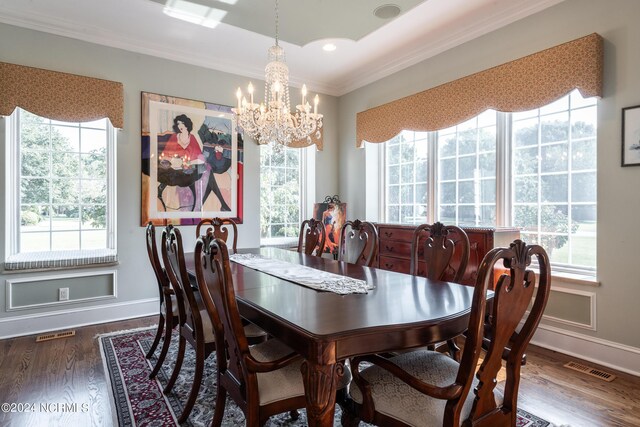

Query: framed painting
<box><xmin>141</xmin><ymin>92</ymin><xmax>243</xmax><ymax>225</ymax></box>
<box><xmin>312</xmin><ymin>196</ymin><xmax>346</xmax><ymax>257</ymax></box>
<box><xmin>622</xmin><ymin>105</ymin><xmax>640</xmax><ymax>167</ymax></box>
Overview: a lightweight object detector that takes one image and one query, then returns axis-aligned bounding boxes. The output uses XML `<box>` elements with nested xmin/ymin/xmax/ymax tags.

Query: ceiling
<box><xmin>0</xmin><ymin>0</ymin><xmax>564</xmax><ymax>96</ymax></box>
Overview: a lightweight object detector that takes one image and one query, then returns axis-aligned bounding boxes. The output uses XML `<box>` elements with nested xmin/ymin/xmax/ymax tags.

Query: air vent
<box><xmin>35</xmin><ymin>330</ymin><xmax>76</xmax><ymax>342</ymax></box>
<box><xmin>564</xmin><ymin>361</ymin><xmax>616</xmax><ymax>382</ymax></box>
<box><xmin>373</xmin><ymin>4</ymin><xmax>401</xmax><ymax>19</ymax></box>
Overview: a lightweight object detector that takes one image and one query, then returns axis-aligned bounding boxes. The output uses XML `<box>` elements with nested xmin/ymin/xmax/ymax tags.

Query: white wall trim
<box><xmin>531</xmin><ymin>323</ymin><xmax>640</xmax><ymax>377</ymax></box>
<box><xmin>0</xmin><ymin>297</ymin><xmax>157</xmax><ymax>340</ymax></box>
<box><xmin>541</xmin><ymin>286</ymin><xmax>596</xmax><ymax>331</ymax></box>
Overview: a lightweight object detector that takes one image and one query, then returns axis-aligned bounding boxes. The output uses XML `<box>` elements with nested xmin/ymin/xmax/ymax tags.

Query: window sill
<box><xmin>549</xmin><ymin>270</ymin><xmax>599</xmax><ymax>286</ymax></box>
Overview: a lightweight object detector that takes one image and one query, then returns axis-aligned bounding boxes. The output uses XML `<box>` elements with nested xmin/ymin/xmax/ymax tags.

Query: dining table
<box><xmin>184</xmin><ymin>246</ymin><xmax>478</xmax><ymax>427</ymax></box>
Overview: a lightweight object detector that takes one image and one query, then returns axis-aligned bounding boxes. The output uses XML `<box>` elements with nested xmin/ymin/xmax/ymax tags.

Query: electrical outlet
<box><xmin>59</xmin><ymin>287</ymin><xmax>69</xmax><ymax>301</ymax></box>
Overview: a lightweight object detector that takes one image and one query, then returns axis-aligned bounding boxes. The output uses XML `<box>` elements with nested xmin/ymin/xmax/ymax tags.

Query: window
<box><xmin>259</xmin><ymin>144</ymin><xmax>314</xmax><ymax>245</ymax></box>
<box><xmin>5</xmin><ymin>108</ymin><xmax>116</xmax><ymax>269</ymax></box>
<box><xmin>377</xmin><ymin>90</ymin><xmax>597</xmax><ymax>274</ymax></box>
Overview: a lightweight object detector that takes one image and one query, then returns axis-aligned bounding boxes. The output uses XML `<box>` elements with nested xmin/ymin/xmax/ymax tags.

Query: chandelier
<box><xmin>233</xmin><ymin>0</ymin><xmax>323</xmax><ymax>147</ymax></box>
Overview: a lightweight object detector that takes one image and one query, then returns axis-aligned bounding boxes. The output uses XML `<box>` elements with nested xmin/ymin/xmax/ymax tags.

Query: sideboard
<box><xmin>374</xmin><ymin>223</ymin><xmax>520</xmax><ymax>286</ymax></box>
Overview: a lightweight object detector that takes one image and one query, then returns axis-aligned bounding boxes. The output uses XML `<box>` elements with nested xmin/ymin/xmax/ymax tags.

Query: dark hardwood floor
<box><xmin>0</xmin><ymin>316</ymin><xmax>638</xmax><ymax>426</ymax></box>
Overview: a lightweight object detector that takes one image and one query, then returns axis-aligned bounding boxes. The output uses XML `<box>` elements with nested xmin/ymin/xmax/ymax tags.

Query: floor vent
<box><xmin>564</xmin><ymin>361</ymin><xmax>616</xmax><ymax>382</ymax></box>
<box><xmin>35</xmin><ymin>330</ymin><xmax>76</xmax><ymax>342</ymax></box>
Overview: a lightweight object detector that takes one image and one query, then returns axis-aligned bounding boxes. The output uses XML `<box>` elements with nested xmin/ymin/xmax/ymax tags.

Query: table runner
<box><xmin>230</xmin><ymin>253</ymin><xmax>373</xmax><ymax>294</ymax></box>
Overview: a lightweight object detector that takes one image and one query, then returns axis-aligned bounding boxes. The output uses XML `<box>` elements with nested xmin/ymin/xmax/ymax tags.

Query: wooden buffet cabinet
<box><xmin>374</xmin><ymin>223</ymin><xmax>520</xmax><ymax>286</ymax></box>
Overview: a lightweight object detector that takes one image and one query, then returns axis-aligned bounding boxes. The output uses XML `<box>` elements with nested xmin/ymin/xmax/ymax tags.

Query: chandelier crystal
<box><xmin>233</xmin><ymin>0</ymin><xmax>323</xmax><ymax>147</ymax></box>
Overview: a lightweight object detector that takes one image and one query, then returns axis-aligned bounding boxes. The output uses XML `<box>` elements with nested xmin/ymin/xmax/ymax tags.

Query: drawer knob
<box><xmin>384</xmin><ymin>245</ymin><xmax>394</xmax><ymax>252</ymax></box>
<box><xmin>384</xmin><ymin>263</ymin><xmax>394</xmax><ymax>269</ymax></box>
<box><xmin>384</xmin><ymin>231</ymin><xmax>393</xmax><ymax>238</ymax></box>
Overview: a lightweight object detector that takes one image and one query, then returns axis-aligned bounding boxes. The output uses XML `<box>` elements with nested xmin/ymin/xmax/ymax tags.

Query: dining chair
<box><xmin>297</xmin><ymin>218</ymin><xmax>326</xmax><ymax>256</ymax></box>
<box><xmin>410</xmin><ymin>222</ymin><xmax>470</xmax><ymax>360</ymax></box>
<box><xmin>194</xmin><ymin>236</ymin><xmax>352</xmax><ymax>427</ymax></box>
<box><xmin>338</xmin><ymin>219</ymin><xmax>379</xmax><ymax>267</ymax></box>
<box><xmin>161</xmin><ymin>225</ymin><xmax>217</xmax><ymax>423</ymax></box>
<box><xmin>144</xmin><ymin>222</ymin><xmax>179</xmax><ymax>380</ymax></box>
<box><xmin>342</xmin><ymin>240</ymin><xmax>551</xmax><ymax>427</ymax></box>
<box><xmin>162</xmin><ymin>226</ymin><xmax>268</xmax><ymax>423</ymax></box>
<box><xmin>196</xmin><ymin>217</ymin><xmax>238</xmax><ymax>253</ymax></box>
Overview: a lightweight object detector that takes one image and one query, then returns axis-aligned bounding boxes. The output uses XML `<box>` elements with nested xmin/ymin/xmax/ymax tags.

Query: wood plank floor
<box><xmin>0</xmin><ymin>316</ymin><xmax>638</xmax><ymax>426</ymax></box>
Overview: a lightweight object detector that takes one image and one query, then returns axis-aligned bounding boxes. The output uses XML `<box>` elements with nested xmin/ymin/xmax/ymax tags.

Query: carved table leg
<box><xmin>301</xmin><ymin>360</ymin><xmax>344</xmax><ymax>427</ymax></box>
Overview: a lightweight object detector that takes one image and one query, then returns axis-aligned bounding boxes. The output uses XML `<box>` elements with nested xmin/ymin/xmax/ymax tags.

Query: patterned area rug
<box><xmin>99</xmin><ymin>327</ymin><xmax>551</xmax><ymax>427</ymax></box>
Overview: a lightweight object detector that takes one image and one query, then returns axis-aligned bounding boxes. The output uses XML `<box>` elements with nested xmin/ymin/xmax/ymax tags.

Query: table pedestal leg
<box><xmin>301</xmin><ymin>360</ymin><xmax>344</xmax><ymax>427</ymax></box>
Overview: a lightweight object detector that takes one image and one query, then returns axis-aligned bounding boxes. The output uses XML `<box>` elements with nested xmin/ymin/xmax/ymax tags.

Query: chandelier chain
<box><xmin>233</xmin><ymin>0</ymin><xmax>323</xmax><ymax>147</ymax></box>
<box><xmin>275</xmin><ymin>0</ymin><xmax>279</xmax><ymax>46</ymax></box>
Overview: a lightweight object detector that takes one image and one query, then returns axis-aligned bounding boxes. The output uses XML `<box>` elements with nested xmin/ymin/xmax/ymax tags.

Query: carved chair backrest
<box><xmin>410</xmin><ymin>222</ymin><xmax>470</xmax><ymax>283</ymax></box>
<box><xmin>448</xmin><ymin>240</ymin><xmax>551</xmax><ymax>425</ymax></box>
<box><xmin>194</xmin><ymin>237</ymin><xmax>255</xmax><ymax>399</ymax></box>
<box><xmin>195</xmin><ymin>218</ymin><xmax>238</xmax><ymax>253</ymax></box>
<box><xmin>297</xmin><ymin>218</ymin><xmax>326</xmax><ymax>256</ymax></box>
<box><xmin>338</xmin><ymin>220</ymin><xmax>379</xmax><ymax>267</ymax></box>
<box><xmin>145</xmin><ymin>222</ymin><xmax>171</xmax><ymax>303</ymax></box>
<box><xmin>162</xmin><ymin>226</ymin><xmax>202</xmax><ymax>331</ymax></box>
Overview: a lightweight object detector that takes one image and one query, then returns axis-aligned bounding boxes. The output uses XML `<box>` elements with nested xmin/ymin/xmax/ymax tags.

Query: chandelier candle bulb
<box><xmin>248</xmin><ymin>82</ymin><xmax>254</xmax><ymax>105</ymax></box>
<box><xmin>314</xmin><ymin>95</ymin><xmax>319</xmax><ymax>115</ymax></box>
<box><xmin>302</xmin><ymin>84</ymin><xmax>307</xmax><ymax>106</ymax></box>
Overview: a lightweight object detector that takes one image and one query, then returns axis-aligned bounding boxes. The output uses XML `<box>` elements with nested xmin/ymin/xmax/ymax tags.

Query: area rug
<box><xmin>99</xmin><ymin>327</ymin><xmax>551</xmax><ymax>427</ymax></box>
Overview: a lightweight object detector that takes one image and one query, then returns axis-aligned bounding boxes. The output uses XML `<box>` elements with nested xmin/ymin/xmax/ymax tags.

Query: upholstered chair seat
<box><xmin>350</xmin><ymin>351</ymin><xmax>491</xmax><ymax>427</ymax></box>
<box><xmin>250</xmin><ymin>338</ymin><xmax>352</xmax><ymax>406</ymax></box>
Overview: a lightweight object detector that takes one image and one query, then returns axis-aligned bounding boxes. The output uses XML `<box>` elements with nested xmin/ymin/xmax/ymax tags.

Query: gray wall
<box><xmin>337</xmin><ymin>0</ymin><xmax>640</xmax><ymax>349</ymax></box>
<box><xmin>0</xmin><ymin>23</ymin><xmax>339</xmax><ymax>323</ymax></box>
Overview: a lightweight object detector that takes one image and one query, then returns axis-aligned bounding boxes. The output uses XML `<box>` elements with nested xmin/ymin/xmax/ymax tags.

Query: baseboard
<box><xmin>0</xmin><ymin>298</ymin><xmax>158</xmax><ymax>340</ymax></box>
<box><xmin>531</xmin><ymin>323</ymin><xmax>640</xmax><ymax>377</ymax></box>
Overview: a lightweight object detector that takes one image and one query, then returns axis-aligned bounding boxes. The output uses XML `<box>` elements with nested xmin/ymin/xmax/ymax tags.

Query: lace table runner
<box><xmin>230</xmin><ymin>253</ymin><xmax>373</xmax><ymax>295</ymax></box>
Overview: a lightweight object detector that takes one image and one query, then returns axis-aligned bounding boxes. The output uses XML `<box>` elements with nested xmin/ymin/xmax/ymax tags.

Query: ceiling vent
<box><xmin>374</xmin><ymin>4</ymin><xmax>401</xmax><ymax>19</ymax></box>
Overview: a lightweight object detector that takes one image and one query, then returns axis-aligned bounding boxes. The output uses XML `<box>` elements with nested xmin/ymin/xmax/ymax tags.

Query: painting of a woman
<box><xmin>158</xmin><ymin>114</ymin><xmax>210</xmax><ymax>212</ymax></box>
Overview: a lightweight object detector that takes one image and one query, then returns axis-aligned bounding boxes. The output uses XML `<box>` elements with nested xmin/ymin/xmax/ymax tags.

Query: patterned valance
<box><xmin>357</xmin><ymin>33</ymin><xmax>603</xmax><ymax>147</ymax></box>
<box><xmin>0</xmin><ymin>62</ymin><xmax>124</xmax><ymax>128</ymax></box>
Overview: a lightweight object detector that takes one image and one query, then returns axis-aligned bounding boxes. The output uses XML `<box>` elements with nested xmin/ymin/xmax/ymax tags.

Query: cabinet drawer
<box><xmin>378</xmin><ymin>256</ymin><xmax>411</xmax><ymax>274</ymax></box>
<box><xmin>378</xmin><ymin>226</ymin><xmax>414</xmax><ymax>242</ymax></box>
<box><xmin>379</xmin><ymin>240</ymin><xmax>412</xmax><ymax>258</ymax></box>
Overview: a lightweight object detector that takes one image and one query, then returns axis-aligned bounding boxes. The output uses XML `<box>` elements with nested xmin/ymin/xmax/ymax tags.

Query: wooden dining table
<box><xmin>185</xmin><ymin>246</ymin><xmax>477</xmax><ymax>427</ymax></box>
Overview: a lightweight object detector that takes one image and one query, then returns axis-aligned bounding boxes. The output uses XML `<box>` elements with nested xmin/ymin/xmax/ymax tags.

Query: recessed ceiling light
<box><xmin>323</xmin><ymin>43</ymin><xmax>337</xmax><ymax>52</ymax></box>
<box><xmin>373</xmin><ymin>4</ymin><xmax>401</xmax><ymax>19</ymax></box>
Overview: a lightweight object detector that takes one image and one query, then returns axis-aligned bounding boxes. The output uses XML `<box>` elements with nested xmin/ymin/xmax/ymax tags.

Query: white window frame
<box><xmin>259</xmin><ymin>145</ymin><xmax>315</xmax><ymax>247</ymax></box>
<box><xmin>4</xmin><ymin>109</ymin><xmax>117</xmax><ymax>268</ymax></box>
<box><xmin>368</xmin><ymin>94</ymin><xmax>596</xmax><ymax>277</ymax></box>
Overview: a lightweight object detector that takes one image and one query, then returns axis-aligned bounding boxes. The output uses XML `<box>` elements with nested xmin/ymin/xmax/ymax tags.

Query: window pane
<box><xmin>513</xmin><ymin>118</ymin><xmax>538</xmax><ymax>147</ymax></box>
<box><xmin>541</xmin><ymin>143</ymin><xmax>568</xmax><ymax>173</ymax></box>
<box><xmin>572</xmin><ymin>139</ymin><xmax>596</xmax><ymax>170</ymax></box>
<box><xmin>541</xmin><ymin>174</ymin><xmax>568</xmax><ymax>202</ymax></box>
<box><xmin>513</xmin><ymin>205</ymin><xmax>538</xmax><ymax>231</ymax></box>
<box><xmin>384</xmin><ymin>133</ymin><xmax>429</xmax><ymax>224</ymax></box>
<box><xmin>541</xmin><ymin>112</ymin><xmax>569</xmax><ymax>143</ymax></box>
<box><xmin>260</xmin><ymin>145</ymin><xmax>301</xmax><ymax>240</ymax></box>
<box><xmin>436</xmin><ymin>111</ymin><xmax>497</xmax><ymax>226</ymax></box>
<box><xmin>458</xmin><ymin>156</ymin><xmax>475</xmax><ymax>179</ymax></box>
<box><xmin>53</xmin><ymin>126</ymin><xmax>80</xmax><ymax>151</ymax></box>
<box><xmin>21</xmin><ymin>178</ymin><xmax>50</xmax><ymax>204</ymax></box>
<box><xmin>571</xmin><ymin>172</ymin><xmax>596</xmax><ymax>202</ymax></box>
<box><xmin>511</xmin><ymin>90</ymin><xmax>596</xmax><ymax>269</ymax></box>
<box><xmin>52</xmin><ymin>231</ymin><xmax>80</xmax><ymax>250</ymax></box>
<box><xmin>13</xmin><ymin>109</ymin><xmax>113</xmax><ymax>257</ymax></box>
<box><xmin>52</xmin><ymin>152</ymin><xmax>80</xmax><ymax>177</ymax></box>
<box><xmin>440</xmin><ymin>158</ymin><xmax>456</xmax><ymax>181</ymax></box>
<box><xmin>20</xmin><ymin>232</ymin><xmax>50</xmax><ymax>253</ymax></box>
<box><xmin>513</xmin><ymin>147</ymin><xmax>538</xmax><ymax>174</ymax></box>
<box><xmin>81</xmin><ymin>230</ymin><xmax>107</xmax><ymax>249</ymax></box>
<box><xmin>21</xmin><ymin>151</ymin><xmax>50</xmax><ymax>177</ymax></box>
